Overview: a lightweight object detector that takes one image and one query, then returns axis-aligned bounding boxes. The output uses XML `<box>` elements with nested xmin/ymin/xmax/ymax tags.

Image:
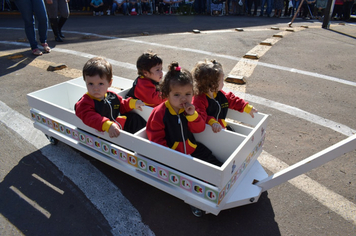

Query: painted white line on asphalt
<box><xmin>10</xmin><ymin>186</ymin><xmax>51</xmax><ymax>219</ymax></box>
<box><xmin>1</xmin><ymin>30</ymin><xmax>356</xmax><ymax>87</ymax></box>
<box><xmin>32</xmin><ymin>173</ymin><xmax>65</xmax><ymax>195</ymax></box>
<box><xmin>0</xmin><ymin>101</ymin><xmax>154</xmax><ymax>236</ymax></box>
<box><xmin>258</xmin><ymin>151</ymin><xmax>356</xmax><ymax>225</ymax></box>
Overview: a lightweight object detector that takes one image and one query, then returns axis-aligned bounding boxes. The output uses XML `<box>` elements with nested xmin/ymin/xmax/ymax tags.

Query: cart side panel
<box><xmin>27</xmin><ymin>78</ymin><xmax>269</xmax><ymax>191</ymax></box>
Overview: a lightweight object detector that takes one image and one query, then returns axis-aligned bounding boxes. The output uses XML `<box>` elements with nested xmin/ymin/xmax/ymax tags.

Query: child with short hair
<box><xmin>146</xmin><ymin>61</ymin><xmax>223</xmax><ymax>167</ymax></box>
<box><xmin>75</xmin><ymin>57</ymin><xmax>146</xmax><ymax>138</ymax></box>
<box><xmin>126</xmin><ymin>51</ymin><xmax>166</xmax><ymax>107</ymax></box>
<box><xmin>192</xmin><ymin>59</ymin><xmax>258</xmax><ymax>133</ymax></box>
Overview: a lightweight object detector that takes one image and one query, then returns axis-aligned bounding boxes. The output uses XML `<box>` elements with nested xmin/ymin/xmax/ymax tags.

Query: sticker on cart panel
<box><xmin>206</xmin><ymin>190</ymin><xmax>217</xmax><ymax>201</ymax></box>
<box><xmin>148</xmin><ymin>165</ymin><xmax>157</xmax><ymax>175</ymax></box>
<box><xmin>110</xmin><ymin>147</ymin><xmax>118</xmax><ymax>157</ymax></box>
<box><xmin>119</xmin><ymin>152</ymin><xmax>127</xmax><ymax>162</ymax></box>
<box><xmin>46</xmin><ymin>119</ymin><xmax>53</xmax><ymax>128</ymax></box>
<box><xmin>59</xmin><ymin>124</ymin><xmax>65</xmax><ymax>133</ymax></box>
<box><xmin>72</xmin><ymin>130</ymin><xmax>79</xmax><ymax>140</ymax></box>
<box><xmin>94</xmin><ymin>140</ymin><xmax>101</xmax><ymax>149</ymax></box>
<box><xmin>158</xmin><ymin>168</ymin><xmax>168</xmax><ymax>180</ymax></box>
<box><xmin>169</xmin><ymin>173</ymin><xmax>179</xmax><ymax>185</ymax></box>
<box><xmin>193</xmin><ymin>185</ymin><xmax>204</xmax><ymax>195</ymax></box>
<box><xmin>53</xmin><ymin>121</ymin><xmax>59</xmax><ymax>131</ymax></box>
<box><xmin>101</xmin><ymin>142</ymin><xmax>110</xmax><ymax>153</ymax></box>
<box><xmin>128</xmin><ymin>155</ymin><xmax>137</xmax><ymax>167</ymax></box>
<box><xmin>65</xmin><ymin>128</ymin><xmax>72</xmax><ymax>136</ymax></box>
<box><xmin>78</xmin><ymin>133</ymin><xmax>86</xmax><ymax>143</ymax></box>
<box><xmin>181</xmin><ymin>178</ymin><xmax>192</xmax><ymax>191</ymax></box>
<box><xmin>138</xmin><ymin>159</ymin><xmax>147</xmax><ymax>170</ymax></box>
<box><xmin>86</xmin><ymin>136</ymin><xmax>94</xmax><ymax>147</ymax></box>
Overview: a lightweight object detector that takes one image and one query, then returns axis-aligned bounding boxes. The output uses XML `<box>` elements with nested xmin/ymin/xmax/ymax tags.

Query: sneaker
<box><xmin>32</xmin><ymin>48</ymin><xmax>43</xmax><ymax>56</ymax></box>
<box><xmin>107</xmin><ymin>10</ymin><xmax>110</xmax><ymax>15</ymax></box>
<box><xmin>41</xmin><ymin>43</ymin><xmax>51</xmax><ymax>53</ymax></box>
<box><xmin>93</xmin><ymin>11</ymin><xmax>95</xmax><ymax>16</ymax></box>
<box><xmin>100</xmin><ymin>11</ymin><xmax>103</xmax><ymax>16</ymax></box>
<box><xmin>96</xmin><ymin>12</ymin><xmax>99</xmax><ymax>16</ymax></box>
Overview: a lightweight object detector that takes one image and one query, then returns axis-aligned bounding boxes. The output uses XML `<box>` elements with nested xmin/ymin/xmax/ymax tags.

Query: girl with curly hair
<box><xmin>192</xmin><ymin>59</ymin><xmax>258</xmax><ymax>133</ymax></box>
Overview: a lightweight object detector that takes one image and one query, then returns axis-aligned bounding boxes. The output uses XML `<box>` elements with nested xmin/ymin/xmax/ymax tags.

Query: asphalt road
<box><xmin>1</xmin><ymin>13</ymin><xmax>356</xmax><ymax>236</ymax></box>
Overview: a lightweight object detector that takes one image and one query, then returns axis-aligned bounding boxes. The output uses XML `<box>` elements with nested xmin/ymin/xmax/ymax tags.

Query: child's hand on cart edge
<box><xmin>108</xmin><ymin>123</ymin><xmax>121</xmax><ymax>138</ymax></box>
<box><xmin>183</xmin><ymin>103</ymin><xmax>195</xmax><ymax>116</ymax></box>
<box><xmin>135</xmin><ymin>100</ymin><xmax>144</xmax><ymax>111</ymax></box>
<box><xmin>249</xmin><ymin>107</ymin><xmax>258</xmax><ymax>118</ymax></box>
<box><xmin>211</xmin><ymin>122</ymin><xmax>223</xmax><ymax>133</ymax></box>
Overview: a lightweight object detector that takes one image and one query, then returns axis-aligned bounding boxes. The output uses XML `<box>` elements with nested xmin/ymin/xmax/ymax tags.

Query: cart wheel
<box><xmin>190</xmin><ymin>205</ymin><xmax>205</xmax><ymax>218</ymax></box>
<box><xmin>45</xmin><ymin>135</ymin><xmax>58</xmax><ymax>145</ymax></box>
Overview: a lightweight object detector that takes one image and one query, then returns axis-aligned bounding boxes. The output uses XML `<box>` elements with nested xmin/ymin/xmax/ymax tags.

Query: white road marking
<box><xmin>10</xmin><ymin>186</ymin><xmax>51</xmax><ymax>219</ymax></box>
<box><xmin>258</xmin><ymin>151</ymin><xmax>356</xmax><ymax>225</ymax></box>
<box><xmin>0</xmin><ymin>101</ymin><xmax>154</xmax><ymax>236</ymax></box>
<box><xmin>32</xmin><ymin>173</ymin><xmax>65</xmax><ymax>195</ymax></box>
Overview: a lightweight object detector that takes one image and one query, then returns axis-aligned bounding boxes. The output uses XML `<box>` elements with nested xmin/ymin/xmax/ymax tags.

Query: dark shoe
<box><xmin>55</xmin><ymin>36</ymin><xmax>63</xmax><ymax>42</ymax></box>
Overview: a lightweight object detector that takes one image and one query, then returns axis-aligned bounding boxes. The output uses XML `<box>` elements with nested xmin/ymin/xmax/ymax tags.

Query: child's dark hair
<box><xmin>83</xmin><ymin>57</ymin><xmax>113</xmax><ymax>83</ymax></box>
<box><xmin>136</xmin><ymin>51</ymin><xmax>162</xmax><ymax>76</ymax></box>
<box><xmin>192</xmin><ymin>59</ymin><xmax>223</xmax><ymax>95</ymax></box>
<box><xmin>159</xmin><ymin>62</ymin><xmax>193</xmax><ymax>99</ymax></box>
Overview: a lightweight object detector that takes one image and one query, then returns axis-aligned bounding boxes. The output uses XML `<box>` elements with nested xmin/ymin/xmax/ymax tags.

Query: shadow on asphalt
<box><xmin>0</xmin><ymin>150</ymin><xmax>113</xmax><ymax>236</ymax></box>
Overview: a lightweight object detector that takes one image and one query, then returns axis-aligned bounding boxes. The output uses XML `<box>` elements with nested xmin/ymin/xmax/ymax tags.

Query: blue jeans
<box><xmin>111</xmin><ymin>2</ymin><xmax>128</xmax><ymax>14</ymax></box>
<box><xmin>260</xmin><ymin>0</ymin><xmax>272</xmax><ymax>16</ymax></box>
<box><xmin>14</xmin><ymin>0</ymin><xmax>48</xmax><ymax>50</ymax></box>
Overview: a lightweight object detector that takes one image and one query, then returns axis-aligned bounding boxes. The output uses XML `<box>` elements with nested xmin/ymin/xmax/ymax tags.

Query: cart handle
<box><xmin>255</xmin><ymin>134</ymin><xmax>356</xmax><ymax>192</ymax></box>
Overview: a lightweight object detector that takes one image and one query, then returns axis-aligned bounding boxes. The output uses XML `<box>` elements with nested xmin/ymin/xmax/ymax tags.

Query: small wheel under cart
<box><xmin>190</xmin><ymin>205</ymin><xmax>205</xmax><ymax>217</ymax></box>
<box><xmin>45</xmin><ymin>134</ymin><xmax>59</xmax><ymax>145</ymax></box>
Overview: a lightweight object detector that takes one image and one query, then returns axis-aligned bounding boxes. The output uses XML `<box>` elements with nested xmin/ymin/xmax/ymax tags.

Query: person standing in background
<box><xmin>45</xmin><ymin>0</ymin><xmax>70</xmax><ymax>42</ymax></box>
<box><xmin>14</xmin><ymin>0</ymin><xmax>51</xmax><ymax>56</ymax></box>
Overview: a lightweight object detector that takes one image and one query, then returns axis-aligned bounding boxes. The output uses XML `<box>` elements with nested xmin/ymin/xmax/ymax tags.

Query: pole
<box><xmin>322</xmin><ymin>0</ymin><xmax>336</xmax><ymax>29</ymax></box>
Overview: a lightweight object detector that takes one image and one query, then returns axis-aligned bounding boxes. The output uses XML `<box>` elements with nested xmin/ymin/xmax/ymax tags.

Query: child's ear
<box><xmin>142</xmin><ymin>70</ymin><xmax>150</xmax><ymax>78</ymax></box>
<box><xmin>109</xmin><ymin>79</ymin><xmax>113</xmax><ymax>87</ymax></box>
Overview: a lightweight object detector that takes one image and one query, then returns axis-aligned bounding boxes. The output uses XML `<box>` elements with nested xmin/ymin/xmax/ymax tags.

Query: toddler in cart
<box><xmin>125</xmin><ymin>51</ymin><xmax>166</xmax><ymax>107</ymax></box>
<box><xmin>192</xmin><ymin>59</ymin><xmax>258</xmax><ymax>133</ymax></box>
<box><xmin>75</xmin><ymin>57</ymin><xmax>146</xmax><ymax>138</ymax></box>
<box><xmin>146</xmin><ymin>61</ymin><xmax>223</xmax><ymax>166</ymax></box>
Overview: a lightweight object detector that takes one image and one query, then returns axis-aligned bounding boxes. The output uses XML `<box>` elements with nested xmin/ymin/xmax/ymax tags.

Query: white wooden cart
<box><xmin>27</xmin><ymin>76</ymin><xmax>356</xmax><ymax>217</ymax></box>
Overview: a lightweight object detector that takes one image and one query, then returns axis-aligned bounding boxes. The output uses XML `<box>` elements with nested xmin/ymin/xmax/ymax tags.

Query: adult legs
<box><xmin>14</xmin><ymin>0</ymin><xmax>49</xmax><ymax>50</ymax></box>
<box><xmin>260</xmin><ymin>0</ymin><xmax>266</xmax><ymax>15</ymax></box>
<box><xmin>46</xmin><ymin>0</ymin><xmax>62</xmax><ymax>42</ymax></box>
<box><xmin>266</xmin><ymin>0</ymin><xmax>272</xmax><ymax>16</ymax></box>
<box><xmin>57</xmin><ymin>0</ymin><xmax>69</xmax><ymax>37</ymax></box>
